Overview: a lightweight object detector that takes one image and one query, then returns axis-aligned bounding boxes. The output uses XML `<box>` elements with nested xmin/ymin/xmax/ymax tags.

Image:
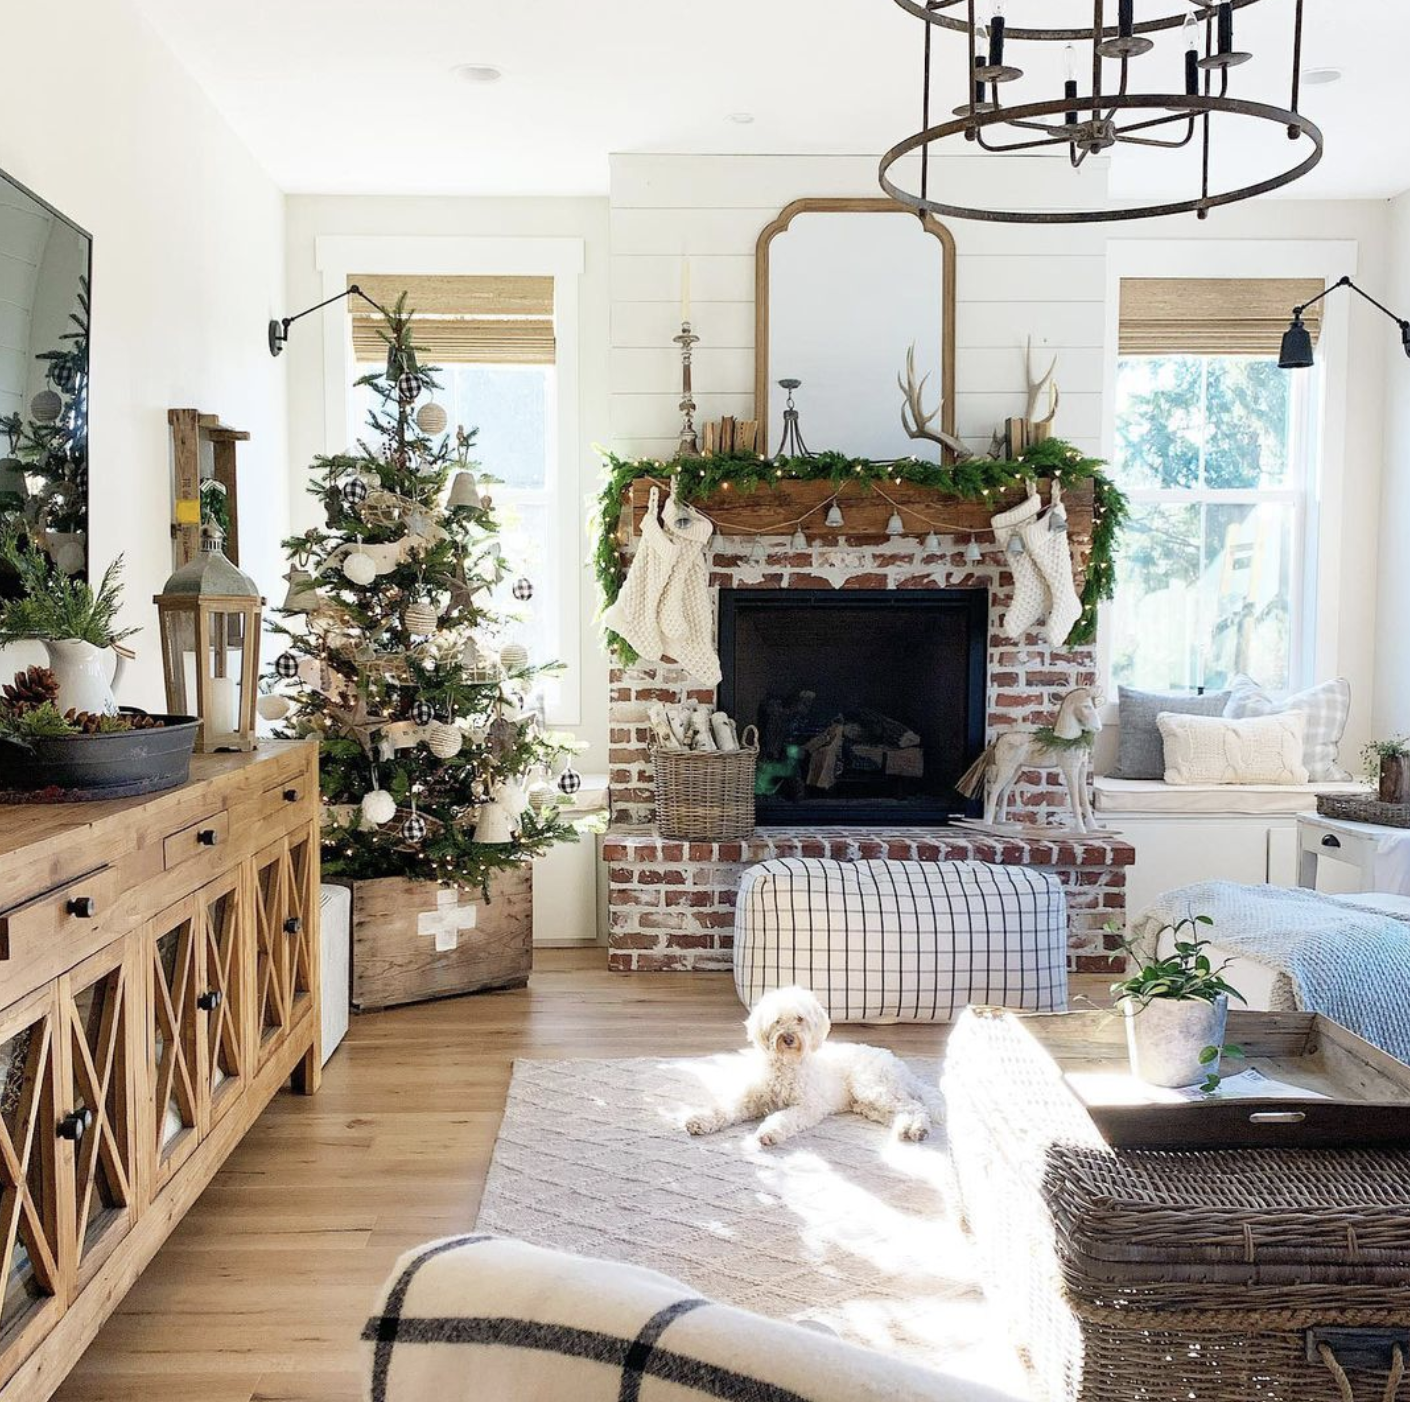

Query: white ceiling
<box><xmin>132</xmin><ymin>0</ymin><xmax>1408</xmax><ymax>202</ymax></box>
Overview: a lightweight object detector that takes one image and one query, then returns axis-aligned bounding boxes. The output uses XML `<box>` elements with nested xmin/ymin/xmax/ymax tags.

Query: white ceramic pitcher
<box><xmin>42</xmin><ymin>639</ymin><xmax>125</xmax><ymax>717</ymax></box>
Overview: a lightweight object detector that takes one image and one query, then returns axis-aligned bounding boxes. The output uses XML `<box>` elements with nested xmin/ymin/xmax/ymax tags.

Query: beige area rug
<box><xmin>475</xmin><ymin>1055</ymin><xmax>1031</xmax><ymax>1398</ymax></box>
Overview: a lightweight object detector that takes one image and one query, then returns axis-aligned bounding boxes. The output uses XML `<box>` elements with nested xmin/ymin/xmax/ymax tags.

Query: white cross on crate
<box><xmin>417</xmin><ymin>888</ymin><xmax>478</xmax><ymax>952</ymax></box>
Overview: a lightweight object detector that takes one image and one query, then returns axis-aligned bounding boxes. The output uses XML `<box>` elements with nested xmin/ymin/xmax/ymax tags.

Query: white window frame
<box><xmin>1101</xmin><ymin>239</ymin><xmax>1355</xmax><ymax>697</ymax></box>
<box><xmin>314</xmin><ymin>234</ymin><xmax>586</xmax><ymax>726</ymax></box>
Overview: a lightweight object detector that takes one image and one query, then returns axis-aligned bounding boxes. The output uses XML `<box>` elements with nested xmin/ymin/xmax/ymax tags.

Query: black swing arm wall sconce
<box><xmin>1280</xmin><ymin>276</ymin><xmax>1410</xmax><ymax>370</ymax></box>
<box><xmin>267</xmin><ymin>284</ymin><xmax>386</xmax><ymax>357</ymax></box>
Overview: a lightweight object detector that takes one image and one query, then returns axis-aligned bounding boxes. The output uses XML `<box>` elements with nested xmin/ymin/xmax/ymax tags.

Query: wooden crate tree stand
<box><xmin>348</xmin><ymin>868</ymin><xmax>532</xmax><ymax>1012</ymax></box>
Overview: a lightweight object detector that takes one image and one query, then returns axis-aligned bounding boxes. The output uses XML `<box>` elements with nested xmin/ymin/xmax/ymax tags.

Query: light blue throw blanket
<box><xmin>1131</xmin><ymin>880</ymin><xmax>1410</xmax><ymax>1063</ymax></box>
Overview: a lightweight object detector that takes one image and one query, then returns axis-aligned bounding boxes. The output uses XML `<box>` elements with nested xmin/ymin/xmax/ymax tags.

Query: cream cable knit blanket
<box><xmin>1132</xmin><ymin>880</ymin><xmax>1410</xmax><ymax>1060</ymax></box>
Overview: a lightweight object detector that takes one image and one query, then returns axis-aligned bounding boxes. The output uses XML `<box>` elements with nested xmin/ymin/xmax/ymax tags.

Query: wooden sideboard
<box><xmin>0</xmin><ymin>742</ymin><xmax>322</xmax><ymax>1400</ymax></box>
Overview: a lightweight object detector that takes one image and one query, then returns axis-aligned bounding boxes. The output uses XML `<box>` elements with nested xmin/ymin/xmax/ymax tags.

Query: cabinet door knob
<box><xmin>1321</xmin><ymin>833</ymin><xmax>1342</xmax><ymax>849</ymax></box>
<box><xmin>283</xmin><ymin>788</ymin><xmax>299</xmax><ymax>803</ymax></box>
<box><xmin>283</xmin><ymin>917</ymin><xmax>302</xmax><ymax>935</ymax></box>
<box><xmin>197</xmin><ymin>828</ymin><xmax>219</xmax><ymax>847</ymax></box>
<box><xmin>57</xmin><ymin>1108</ymin><xmax>93</xmax><ymax>1142</ymax></box>
<box><xmin>197</xmin><ymin>989</ymin><xmax>223</xmax><ymax>1011</ymax></box>
<box><xmin>67</xmin><ymin>896</ymin><xmax>97</xmax><ymax>918</ymax></box>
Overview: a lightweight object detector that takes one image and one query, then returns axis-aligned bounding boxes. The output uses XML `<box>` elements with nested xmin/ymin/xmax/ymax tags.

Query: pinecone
<box><xmin>63</xmin><ymin>709</ymin><xmax>166</xmax><ymax>734</ymax></box>
<box><xmin>3</xmin><ymin>665</ymin><xmax>59</xmax><ymax>713</ymax></box>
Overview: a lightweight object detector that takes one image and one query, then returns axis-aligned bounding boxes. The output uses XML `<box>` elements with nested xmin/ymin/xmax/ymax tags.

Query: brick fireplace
<box><xmin>606</xmin><ymin>528</ymin><xmax>1135</xmax><ymax>975</ymax></box>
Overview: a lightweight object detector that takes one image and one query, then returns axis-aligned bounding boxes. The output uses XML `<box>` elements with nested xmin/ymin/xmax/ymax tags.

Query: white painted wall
<box><xmin>0</xmin><ymin>0</ymin><xmax>288</xmax><ymax>706</ymax></box>
<box><xmin>283</xmin><ymin>196</ymin><xmax>612</xmax><ymax>763</ymax></box>
<box><xmin>1375</xmin><ymin>191</ymin><xmax>1410</xmax><ymax>739</ymax></box>
<box><xmin>607</xmin><ymin>152</ymin><xmax>1389</xmax><ymax>759</ymax></box>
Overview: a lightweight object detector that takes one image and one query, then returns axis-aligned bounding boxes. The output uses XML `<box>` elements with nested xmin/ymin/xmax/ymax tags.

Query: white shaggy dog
<box><xmin>683</xmin><ymin>985</ymin><xmax>941</xmax><ymax>1148</ymax></box>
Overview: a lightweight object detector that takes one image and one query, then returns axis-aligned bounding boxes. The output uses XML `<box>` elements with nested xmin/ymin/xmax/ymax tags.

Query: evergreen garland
<box><xmin>591</xmin><ymin>437</ymin><xmax>1127</xmax><ymax>655</ymax></box>
<box><xmin>269</xmin><ymin>297</ymin><xmax>577</xmax><ymax>890</ymax></box>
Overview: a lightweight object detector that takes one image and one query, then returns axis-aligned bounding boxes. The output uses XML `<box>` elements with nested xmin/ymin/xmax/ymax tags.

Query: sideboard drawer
<box><xmin>163</xmin><ymin>811</ymin><xmax>232</xmax><ymax>873</ymax></box>
<box><xmin>249</xmin><ymin>772</ymin><xmax>317</xmax><ymax>835</ymax></box>
<box><xmin>0</xmin><ymin>865</ymin><xmax>120</xmax><ymax>993</ymax></box>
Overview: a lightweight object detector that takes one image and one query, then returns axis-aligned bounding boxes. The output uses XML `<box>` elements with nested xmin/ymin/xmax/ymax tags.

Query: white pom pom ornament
<box><xmin>257</xmin><ymin>693</ymin><xmax>294</xmax><ymax>721</ymax></box>
<box><xmin>342</xmin><ymin>549</ymin><xmax>377</xmax><ymax>585</ymax></box>
<box><xmin>360</xmin><ymin>789</ymin><xmax>397</xmax><ymax>826</ymax></box>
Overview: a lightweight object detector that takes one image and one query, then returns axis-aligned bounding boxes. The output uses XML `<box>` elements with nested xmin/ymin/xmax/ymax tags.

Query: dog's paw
<box><xmin>895</xmin><ymin>1111</ymin><xmax>931</xmax><ymax>1143</ymax></box>
<box><xmin>684</xmin><ymin>1112</ymin><xmax>716</xmax><ymax>1136</ymax></box>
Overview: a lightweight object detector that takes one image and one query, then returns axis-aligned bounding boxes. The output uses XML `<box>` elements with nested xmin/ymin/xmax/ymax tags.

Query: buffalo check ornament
<box><xmin>419</xmin><ymin>888</ymin><xmax>477</xmax><ymax>952</ymax></box>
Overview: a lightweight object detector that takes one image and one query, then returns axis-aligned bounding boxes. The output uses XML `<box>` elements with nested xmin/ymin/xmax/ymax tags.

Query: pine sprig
<box><xmin>0</xmin><ymin>531</ymin><xmax>137</xmax><ymax>648</ymax></box>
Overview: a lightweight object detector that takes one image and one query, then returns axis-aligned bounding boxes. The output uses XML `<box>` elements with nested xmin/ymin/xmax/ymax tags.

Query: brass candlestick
<box><xmin>673</xmin><ymin>321</ymin><xmax>701</xmax><ymax>458</ymax></box>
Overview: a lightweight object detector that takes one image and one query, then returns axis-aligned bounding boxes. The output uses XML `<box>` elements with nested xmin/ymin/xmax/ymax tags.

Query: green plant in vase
<box><xmin>1111</xmin><ymin>915</ymin><xmax>1246</xmax><ymax>1093</ymax></box>
<box><xmin>0</xmin><ymin>530</ymin><xmax>136</xmax><ymax>716</ymax></box>
<box><xmin>1362</xmin><ymin>737</ymin><xmax>1410</xmax><ymax>805</ymax></box>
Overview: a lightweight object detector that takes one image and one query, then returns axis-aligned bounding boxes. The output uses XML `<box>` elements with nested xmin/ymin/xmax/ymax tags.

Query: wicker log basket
<box><xmin>1316</xmin><ymin>792</ymin><xmax>1410</xmax><ymax>828</ymax></box>
<box><xmin>653</xmin><ymin>727</ymin><xmax>758</xmax><ymax>840</ymax></box>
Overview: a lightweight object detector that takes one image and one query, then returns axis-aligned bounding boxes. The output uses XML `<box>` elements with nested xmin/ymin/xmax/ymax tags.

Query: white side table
<box><xmin>1297</xmin><ymin>812</ymin><xmax>1410</xmax><ymax>894</ymax></box>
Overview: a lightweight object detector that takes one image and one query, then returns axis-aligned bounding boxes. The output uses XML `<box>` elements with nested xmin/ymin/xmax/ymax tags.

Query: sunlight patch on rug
<box><xmin>474</xmin><ymin>1055</ymin><xmax>1030</xmax><ymax>1396</ymax></box>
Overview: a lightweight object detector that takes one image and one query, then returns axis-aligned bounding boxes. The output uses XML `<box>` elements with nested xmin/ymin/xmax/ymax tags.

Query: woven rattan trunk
<box><xmin>943</xmin><ymin>1008</ymin><xmax>1410</xmax><ymax>1402</ymax></box>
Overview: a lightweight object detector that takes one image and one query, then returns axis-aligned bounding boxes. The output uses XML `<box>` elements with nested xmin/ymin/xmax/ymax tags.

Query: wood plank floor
<box><xmin>53</xmin><ymin>952</ymin><xmax>1105</xmax><ymax>1402</ymax></box>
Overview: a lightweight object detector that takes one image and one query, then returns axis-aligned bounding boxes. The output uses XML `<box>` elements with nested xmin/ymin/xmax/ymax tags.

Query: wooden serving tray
<box><xmin>1008</xmin><ymin>1009</ymin><xmax>1410</xmax><ymax>1150</ymax></box>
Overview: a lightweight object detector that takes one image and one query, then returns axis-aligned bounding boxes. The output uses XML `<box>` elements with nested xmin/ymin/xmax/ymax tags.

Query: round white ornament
<box><xmin>343</xmin><ymin>550</ymin><xmax>377</xmax><ymax>585</ymax></box>
<box><xmin>257</xmin><ymin>693</ymin><xmax>294</xmax><ymax>721</ymax></box>
<box><xmin>416</xmin><ymin>402</ymin><xmax>448</xmax><ymax>435</ymax></box>
<box><xmin>498</xmin><ymin>641</ymin><xmax>529</xmax><ymax>674</ymax></box>
<box><xmin>360</xmin><ymin>789</ymin><xmax>397</xmax><ymax>826</ymax></box>
<box><xmin>403</xmin><ymin>601</ymin><xmax>439</xmax><ymax>634</ymax></box>
<box><xmin>427</xmin><ymin>720</ymin><xmax>463</xmax><ymax>758</ymax></box>
<box><xmin>54</xmin><ymin>541</ymin><xmax>86</xmax><ymax>576</ymax></box>
<box><xmin>296</xmin><ymin>657</ymin><xmax>323</xmax><ymax>687</ymax></box>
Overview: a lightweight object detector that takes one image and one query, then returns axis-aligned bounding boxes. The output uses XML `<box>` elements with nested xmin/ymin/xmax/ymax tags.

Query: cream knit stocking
<box><xmin>991</xmin><ymin>488</ymin><xmax>1046</xmax><ymax>640</ymax></box>
<box><xmin>1022</xmin><ymin>485</ymin><xmax>1082</xmax><ymax>647</ymax></box>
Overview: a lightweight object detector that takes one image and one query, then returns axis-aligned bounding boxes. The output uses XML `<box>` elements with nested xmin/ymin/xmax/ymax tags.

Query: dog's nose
<box><xmin>780</xmin><ymin>1032</ymin><xmax>797</xmax><ymax>1048</ymax></box>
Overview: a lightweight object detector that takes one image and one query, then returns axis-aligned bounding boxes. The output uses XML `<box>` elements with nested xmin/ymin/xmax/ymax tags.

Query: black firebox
<box><xmin>717</xmin><ymin>588</ymin><xmax>988</xmax><ymax>826</ymax></box>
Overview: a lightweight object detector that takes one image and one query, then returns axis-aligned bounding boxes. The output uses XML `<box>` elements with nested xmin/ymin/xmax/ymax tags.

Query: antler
<box><xmin>898</xmin><ymin>344</ymin><xmax>972</xmax><ymax>462</ymax></box>
<box><xmin>1025</xmin><ymin>335</ymin><xmax>1060</xmax><ymax>426</ymax></box>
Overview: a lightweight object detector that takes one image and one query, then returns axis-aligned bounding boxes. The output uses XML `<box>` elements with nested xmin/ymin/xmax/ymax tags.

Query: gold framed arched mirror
<box><xmin>755</xmin><ymin>198</ymin><xmax>956</xmax><ymax>460</ymax></box>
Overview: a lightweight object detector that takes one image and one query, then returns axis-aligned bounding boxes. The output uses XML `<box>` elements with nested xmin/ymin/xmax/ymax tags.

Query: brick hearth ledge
<box><xmin>604</xmin><ymin>825</ymin><xmax>1136</xmax><ymax>975</ymax></box>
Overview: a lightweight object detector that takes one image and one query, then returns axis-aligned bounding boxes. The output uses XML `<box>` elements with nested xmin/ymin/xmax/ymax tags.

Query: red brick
<box><xmin>694</xmin><ymin>912</ymin><xmax>736</xmax><ymax>929</ymax></box>
<box><xmin>636</xmin><ymin>868</ymin><xmax>687</xmax><ymax>885</ymax></box>
<box><xmin>840</xmin><ymin>573</ymin><xmax>888</xmax><ymax>590</ymax></box>
<box><xmin>666</xmin><ymin>890</ymin><xmax>714</xmax><ymax>907</ymax></box>
<box><xmin>611</xmin><ymin>932</ymin><xmax>664</xmax><ymax>949</ymax></box>
<box><xmin>609</xmin><ymin>889</ymin><xmax>660</xmax><ymax>907</ymax></box>
<box><xmin>665</xmin><ymin>933</ymin><xmax>715</xmax><ymax>949</ymax></box>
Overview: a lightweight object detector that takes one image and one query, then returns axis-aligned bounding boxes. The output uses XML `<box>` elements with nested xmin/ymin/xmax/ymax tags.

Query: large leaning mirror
<box><xmin>756</xmin><ymin>198</ymin><xmax>955</xmax><ymax>462</ymax></box>
<box><xmin>0</xmin><ymin>168</ymin><xmax>91</xmax><ymax>597</ymax></box>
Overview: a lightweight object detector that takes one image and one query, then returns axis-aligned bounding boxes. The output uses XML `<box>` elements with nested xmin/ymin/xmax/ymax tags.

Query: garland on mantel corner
<box><xmin>591</xmin><ymin>438</ymin><xmax>1128</xmax><ymax>656</ymax></box>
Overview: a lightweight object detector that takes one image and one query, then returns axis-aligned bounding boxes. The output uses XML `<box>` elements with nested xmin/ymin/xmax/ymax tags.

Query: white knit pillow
<box><xmin>1224</xmin><ymin>674</ymin><xmax>1352</xmax><ymax>781</ymax></box>
<box><xmin>1158</xmin><ymin>711</ymin><xmax>1309</xmax><ymax>786</ymax></box>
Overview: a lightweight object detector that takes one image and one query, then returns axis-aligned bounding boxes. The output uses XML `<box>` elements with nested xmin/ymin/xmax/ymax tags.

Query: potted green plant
<box><xmin>0</xmin><ymin>536</ymin><xmax>136</xmax><ymax>715</ymax></box>
<box><xmin>1362</xmin><ymin>737</ymin><xmax>1410</xmax><ymax>806</ymax></box>
<box><xmin>1111</xmin><ymin>915</ymin><xmax>1245</xmax><ymax>1090</ymax></box>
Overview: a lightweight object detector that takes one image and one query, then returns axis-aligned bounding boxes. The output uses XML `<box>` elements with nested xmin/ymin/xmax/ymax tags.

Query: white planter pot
<box><xmin>1122</xmin><ymin>994</ymin><xmax>1229</xmax><ymax>1089</ymax></box>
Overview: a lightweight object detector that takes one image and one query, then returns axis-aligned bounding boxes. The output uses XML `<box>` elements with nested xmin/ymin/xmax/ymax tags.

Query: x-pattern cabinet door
<box><xmin>0</xmin><ymin>985</ymin><xmax>64</xmax><ymax>1387</ymax></box>
<box><xmin>146</xmin><ymin>898</ymin><xmax>202</xmax><ymax>1193</ymax></box>
<box><xmin>56</xmin><ymin>938</ymin><xmax>139</xmax><ymax>1293</ymax></box>
<box><xmin>197</xmin><ymin>871</ymin><xmax>246</xmax><ymax>1134</ymax></box>
<box><xmin>252</xmin><ymin>831</ymin><xmax>314</xmax><ymax>1072</ymax></box>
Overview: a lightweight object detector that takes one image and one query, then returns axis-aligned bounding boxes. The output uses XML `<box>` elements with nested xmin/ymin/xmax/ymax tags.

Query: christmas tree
<box><xmin>266</xmin><ymin>298</ymin><xmax>579</xmax><ymax>890</ymax></box>
<box><xmin>0</xmin><ymin>276</ymin><xmax>90</xmax><ymax>584</ymax></box>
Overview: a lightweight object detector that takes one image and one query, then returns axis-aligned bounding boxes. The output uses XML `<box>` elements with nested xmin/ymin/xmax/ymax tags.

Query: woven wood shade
<box><xmin>1119</xmin><ymin>278</ymin><xmax>1325</xmax><ymax>357</ymax></box>
<box><xmin>348</xmin><ymin>274</ymin><xmax>555</xmax><ymax>365</ymax></box>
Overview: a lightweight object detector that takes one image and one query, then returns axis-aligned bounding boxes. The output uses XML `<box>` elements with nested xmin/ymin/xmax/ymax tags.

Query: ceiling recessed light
<box><xmin>453</xmin><ymin>64</ymin><xmax>504</xmax><ymax>85</ymax></box>
<box><xmin>1302</xmin><ymin>67</ymin><xmax>1343</xmax><ymax>86</ymax></box>
<box><xmin>726</xmin><ymin>112</ymin><xmax>755</xmax><ymax>125</ymax></box>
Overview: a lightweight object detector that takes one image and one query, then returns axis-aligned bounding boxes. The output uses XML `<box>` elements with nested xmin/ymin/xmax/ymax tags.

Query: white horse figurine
<box><xmin>956</xmin><ymin>687</ymin><xmax>1104</xmax><ymax>833</ymax></box>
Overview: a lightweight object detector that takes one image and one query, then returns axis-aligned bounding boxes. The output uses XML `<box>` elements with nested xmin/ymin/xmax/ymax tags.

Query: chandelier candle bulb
<box><xmin>1118</xmin><ymin>0</ymin><xmax>1133</xmax><ymax>39</ymax></box>
<box><xmin>988</xmin><ymin>9</ymin><xmax>1005</xmax><ymax>68</ymax></box>
<box><xmin>1185</xmin><ymin>23</ymin><xmax>1201</xmax><ymax>94</ymax></box>
<box><xmin>1218</xmin><ymin>2</ymin><xmax>1233</xmax><ymax>55</ymax></box>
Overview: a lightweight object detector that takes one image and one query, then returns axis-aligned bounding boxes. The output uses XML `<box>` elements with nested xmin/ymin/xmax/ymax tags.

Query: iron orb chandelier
<box><xmin>879</xmin><ymin>0</ymin><xmax>1323</xmax><ymax>224</ymax></box>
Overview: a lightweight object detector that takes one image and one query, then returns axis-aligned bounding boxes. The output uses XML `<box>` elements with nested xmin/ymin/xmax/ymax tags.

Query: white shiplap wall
<box><xmin>608</xmin><ymin>153</ymin><xmax>1111</xmax><ymax>461</ymax></box>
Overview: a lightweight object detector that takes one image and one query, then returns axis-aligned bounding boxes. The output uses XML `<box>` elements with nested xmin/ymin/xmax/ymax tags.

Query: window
<box><xmin>1107</xmin><ymin>278</ymin><xmax>1324</xmax><ymax>693</ymax></box>
<box><xmin>348</xmin><ymin>274</ymin><xmax>563</xmax><ymax>707</ymax></box>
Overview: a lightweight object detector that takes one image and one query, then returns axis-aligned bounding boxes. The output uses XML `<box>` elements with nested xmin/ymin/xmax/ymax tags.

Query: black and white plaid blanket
<box><xmin>363</xmin><ymin>1235</ymin><xmax>1002</xmax><ymax>1402</ymax></box>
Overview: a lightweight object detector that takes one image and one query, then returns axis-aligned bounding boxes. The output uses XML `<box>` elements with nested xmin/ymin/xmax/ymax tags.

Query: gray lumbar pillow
<box><xmin>1113</xmin><ymin>686</ymin><xmax>1231</xmax><ymax>780</ymax></box>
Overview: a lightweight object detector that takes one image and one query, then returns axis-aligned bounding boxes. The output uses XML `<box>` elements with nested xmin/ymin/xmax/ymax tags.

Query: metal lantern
<box><xmin>154</xmin><ymin>523</ymin><xmax>265</xmax><ymax>752</ymax></box>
